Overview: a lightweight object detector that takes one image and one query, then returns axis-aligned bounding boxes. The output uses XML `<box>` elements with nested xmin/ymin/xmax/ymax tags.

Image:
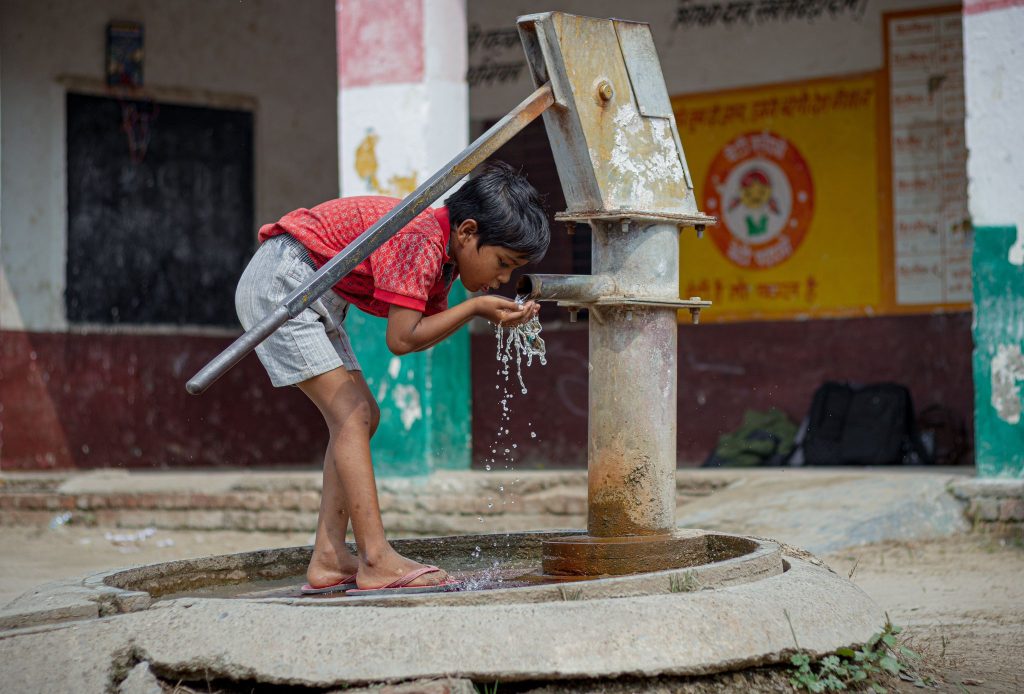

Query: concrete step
<box><xmin>4</xmin><ymin>467</ymin><xmax>1009</xmax><ymax>549</ymax></box>
<box><xmin>0</xmin><ymin>469</ymin><xmax>729</xmax><ymax>536</ymax></box>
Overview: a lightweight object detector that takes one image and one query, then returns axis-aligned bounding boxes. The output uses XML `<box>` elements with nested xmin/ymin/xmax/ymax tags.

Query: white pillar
<box><xmin>963</xmin><ymin>0</ymin><xmax>1024</xmax><ymax>478</ymax></box>
<box><xmin>963</xmin><ymin>0</ymin><xmax>1024</xmax><ymax>261</ymax></box>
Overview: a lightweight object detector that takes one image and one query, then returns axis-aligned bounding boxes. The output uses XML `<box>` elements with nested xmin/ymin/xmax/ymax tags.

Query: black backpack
<box><xmin>797</xmin><ymin>381</ymin><xmax>932</xmax><ymax>466</ymax></box>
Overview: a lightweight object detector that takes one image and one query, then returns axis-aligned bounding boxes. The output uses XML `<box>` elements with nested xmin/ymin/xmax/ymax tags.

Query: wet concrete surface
<box><xmin>162</xmin><ymin>566</ymin><xmax>540</xmax><ymax>602</ymax></box>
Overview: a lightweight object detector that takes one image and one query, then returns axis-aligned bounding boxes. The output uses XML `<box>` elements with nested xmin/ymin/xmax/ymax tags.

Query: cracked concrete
<box><xmin>0</xmin><ymin>553</ymin><xmax>881</xmax><ymax>692</ymax></box>
<box><xmin>118</xmin><ymin>662</ymin><xmax>162</xmax><ymax>694</ymax></box>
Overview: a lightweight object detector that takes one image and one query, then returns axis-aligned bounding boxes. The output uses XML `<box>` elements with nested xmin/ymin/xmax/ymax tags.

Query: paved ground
<box><xmin>1</xmin><ymin>467</ymin><xmax>1020</xmax><ymax>692</ymax></box>
<box><xmin>0</xmin><ymin>526</ymin><xmax>313</xmax><ymax>606</ymax></box>
<box><xmin>675</xmin><ymin>468</ymin><xmax>970</xmax><ymax>554</ymax></box>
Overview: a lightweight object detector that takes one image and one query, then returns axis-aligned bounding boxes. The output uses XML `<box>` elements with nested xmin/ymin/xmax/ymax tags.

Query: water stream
<box><xmin>471</xmin><ymin>295</ymin><xmax>548</xmax><ymax>583</ymax></box>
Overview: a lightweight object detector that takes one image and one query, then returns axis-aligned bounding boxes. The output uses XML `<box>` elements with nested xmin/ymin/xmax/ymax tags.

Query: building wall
<box><xmin>467</xmin><ymin>0</ymin><xmax>941</xmax><ymax>124</ymax></box>
<box><xmin>964</xmin><ymin>0</ymin><xmax>1024</xmax><ymax>477</ymax></box>
<box><xmin>0</xmin><ymin>0</ymin><xmax>338</xmax><ymax>469</ymax></box>
<box><xmin>467</xmin><ymin>0</ymin><xmax>976</xmax><ymax>468</ymax></box>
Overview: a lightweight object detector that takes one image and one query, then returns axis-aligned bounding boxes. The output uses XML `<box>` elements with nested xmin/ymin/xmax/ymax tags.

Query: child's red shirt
<box><xmin>258</xmin><ymin>196</ymin><xmax>455</xmax><ymax>317</ymax></box>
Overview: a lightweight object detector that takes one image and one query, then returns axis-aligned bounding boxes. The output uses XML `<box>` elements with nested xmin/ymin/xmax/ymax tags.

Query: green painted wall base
<box><xmin>345</xmin><ymin>283</ymin><xmax>472</xmax><ymax>477</ymax></box>
<box><xmin>972</xmin><ymin>226</ymin><xmax>1024</xmax><ymax>478</ymax></box>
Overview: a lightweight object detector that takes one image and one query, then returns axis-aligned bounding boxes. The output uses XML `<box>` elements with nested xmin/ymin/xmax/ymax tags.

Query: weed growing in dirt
<box><xmin>668</xmin><ymin>570</ymin><xmax>699</xmax><ymax>593</ymax></box>
<box><xmin>558</xmin><ymin>587</ymin><xmax>583</xmax><ymax>601</ymax></box>
<box><xmin>477</xmin><ymin>681</ymin><xmax>500</xmax><ymax>694</ymax></box>
<box><xmin>787</xmin><ymin>618</ymin><xmax>930</xmax><ymax>692</ymax></box>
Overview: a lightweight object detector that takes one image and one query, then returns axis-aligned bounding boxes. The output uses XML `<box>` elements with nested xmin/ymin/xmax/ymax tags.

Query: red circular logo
<box><xmin>703</xmin><ymin>131</ymin><xmax>814</xmax><ymax>269</ymax></box>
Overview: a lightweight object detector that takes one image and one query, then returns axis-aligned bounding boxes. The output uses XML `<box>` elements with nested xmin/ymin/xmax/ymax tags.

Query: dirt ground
<box><xmin>1</xmin><ymin>527</ymin><xmax>1021</xmax><ymax>692</ymax></box>
<box><xmin>822</xmin><ymin>534</ymin><xmax>1024</xmax><ymax>693</ymax></box>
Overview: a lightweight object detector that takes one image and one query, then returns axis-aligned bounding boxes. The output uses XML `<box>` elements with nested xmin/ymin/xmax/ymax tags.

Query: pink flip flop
<box><xmin>300</xmin><ymin>573</ymin><xmax>358</xmax><ymax>595</ymax></box>
<box><xmin>345</xmin><ymin>565</ymin><xmax>462</xmax><ymax>596</ymax></box>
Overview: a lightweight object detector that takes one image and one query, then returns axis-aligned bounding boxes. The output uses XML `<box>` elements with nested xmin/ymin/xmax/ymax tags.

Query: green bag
<box><xmin>702</xmin><ymin>408</ymin><xmax>798</xmax><ymax>467</ymax></box>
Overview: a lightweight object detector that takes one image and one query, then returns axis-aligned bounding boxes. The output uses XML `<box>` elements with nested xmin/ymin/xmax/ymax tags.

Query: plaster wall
<box><xmin>0</xmin><ymin>40</ymin><xmax>8</xmax><ymax>328</ymax></box>
<box><xmin>468</xmin><ymin>0</ymin><xmax>942</xmax><ymax>124</ymax></box>
<box><xmin>963</xmin><ymin>2</ymin><xmax>1024</xmax><ymax>255</ymax></box>
<box><xmin>0</xmin><ymin>0</ymin><xmax>338</xmax><ymax>333</ymax></box>
<box><xmin>0</xmin><ymin>0</ymin><xmax>338</xmax><ymax>470</ymax></box>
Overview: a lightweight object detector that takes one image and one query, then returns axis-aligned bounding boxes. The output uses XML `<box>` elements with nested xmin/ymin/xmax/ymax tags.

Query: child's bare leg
<box><xmin>299</xmin><ymin>367</ymin><xmax>449</xmax><ymax>588</ymax></box>
<box><xmin>305</xmin><ymin>372</ymin><xmax>379</xmax><ymax>587</ymax></box>
<box><xmin>305</xmin><ymin>446</ymin><xmax>359</xmax><ymax>586</ymax></box>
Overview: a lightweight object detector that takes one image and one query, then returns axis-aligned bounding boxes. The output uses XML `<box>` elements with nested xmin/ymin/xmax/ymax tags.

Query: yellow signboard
<box><xmin>673</xmin><ymin>73</ymin><xmax>884</xmax><ymax>322</ymax></box>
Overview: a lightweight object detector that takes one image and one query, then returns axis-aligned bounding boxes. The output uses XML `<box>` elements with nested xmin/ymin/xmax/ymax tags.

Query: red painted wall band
<box><xmin>963</xmin><ymin>0</ymin><xmax>1024</xmax><ymax>15</ymax></box>
<box><xmin>337</xmin><ymin>0</ymin><xmax>425</xmax><ymax>88</ymax></box>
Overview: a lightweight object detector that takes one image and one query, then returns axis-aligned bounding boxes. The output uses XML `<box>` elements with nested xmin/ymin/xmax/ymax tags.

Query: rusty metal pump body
<box><xmin>516</xmin><ymin>12</ymin><xmax>715</xmax><ymax>576</ymax></box>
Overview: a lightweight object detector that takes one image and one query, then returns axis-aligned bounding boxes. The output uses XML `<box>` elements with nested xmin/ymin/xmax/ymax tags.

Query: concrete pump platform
<box><xmin>0</xmin><ymin>530</ymin><xmax>884</xmax><ymax>692</ymax></box>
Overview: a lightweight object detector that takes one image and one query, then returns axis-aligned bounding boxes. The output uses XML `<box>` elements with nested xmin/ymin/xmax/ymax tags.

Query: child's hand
<box><xmin>474</xmin><ymin>296</ymin><xmax>539</xmax><ymax>327</ymax></box>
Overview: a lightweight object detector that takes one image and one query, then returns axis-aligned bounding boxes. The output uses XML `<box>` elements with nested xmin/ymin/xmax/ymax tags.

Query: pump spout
<box><xmin>516</xmin><ymin>274</ymin><xmax>615</xmax><ymax>304</ymax></box>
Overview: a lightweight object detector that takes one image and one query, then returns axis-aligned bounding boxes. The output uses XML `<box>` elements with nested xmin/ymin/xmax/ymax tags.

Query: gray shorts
<box><xmin>235</xmin><ymin>234</ymin><xmax>361</xmax><ymax>387</ymax></box>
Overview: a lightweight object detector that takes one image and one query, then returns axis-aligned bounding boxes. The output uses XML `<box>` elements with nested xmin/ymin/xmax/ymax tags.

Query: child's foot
<box><xmin>306</xmin><ymin>549</ymin><xmax>361</xmax><ymax>590</ymax></box>
<box><xmin>357</xmin><ymin>547</ymin><xmax>451</xmax><ymax>589</ymax></box>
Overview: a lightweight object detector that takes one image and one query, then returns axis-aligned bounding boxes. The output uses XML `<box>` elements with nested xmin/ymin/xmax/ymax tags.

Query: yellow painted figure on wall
<box><xmin>354</xmin><ymin>128</ymin><xmax>381</xmax><ymax>192</ymax></box>
<box><xmin>354</xmin><ymin>128</ymin><xmax>419</xmax><ymax>197</ymax></box>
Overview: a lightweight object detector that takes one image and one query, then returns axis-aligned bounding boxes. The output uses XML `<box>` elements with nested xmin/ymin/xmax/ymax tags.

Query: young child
<box><xmin>235</xmin><ymin>162</ymin><xmax>549</xmax><ymax>595</ymax></box>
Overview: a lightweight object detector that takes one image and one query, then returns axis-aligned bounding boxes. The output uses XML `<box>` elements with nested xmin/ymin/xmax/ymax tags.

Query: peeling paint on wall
<box><xmin>353</xmin><ymin>129</ymin><xmax>419</xmax><ymax>197</ymax></box>
<box><xmin>392</xmin><ymin>383</ymin><xmax>423</xmax><ymax>431</ymax></box>
<box><xmin>972</xmin><ymin>226</ymin><xmax>1024</xmax><ymax>478</ymax></box>
<box><xmin>1009</xmin><ymin>225</ymin><xmax>1024</xmax><ymax>266</ymax></box>
<box><xmin>608</xmin><ymin>103</ymin><xmax>684</xmax><ymax>209</ymax></box>
<box><xmin>991</xmin><ymin>344</ymin><xmax>1024</xmax><ymax>425</ymax></box>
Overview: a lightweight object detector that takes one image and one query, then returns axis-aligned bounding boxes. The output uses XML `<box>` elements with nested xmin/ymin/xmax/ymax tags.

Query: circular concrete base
<box><xmin>0</xmin><ymin>530</ymin><xmax>886</xmax><ymax>690</ymax></box>
<box><xmin>93</xmin><ymin>529</ymin><xmax>782</xmax><ymax>607</ymax></box>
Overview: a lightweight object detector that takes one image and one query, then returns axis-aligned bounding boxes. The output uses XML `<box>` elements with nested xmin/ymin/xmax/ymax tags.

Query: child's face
<box><xmin>741</xmin><ymin>181</ymin><xmax>771</xmax><ymax>209</ymax></box>
<box><xmin>452</xmin><ymin>220</ymin><xmax>530</xmax><ymax>293</ymax></box>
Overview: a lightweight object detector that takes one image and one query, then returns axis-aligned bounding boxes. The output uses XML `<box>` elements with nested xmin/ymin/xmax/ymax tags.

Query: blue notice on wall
<box><xmin>106</xmin><ymin>21</ymin><xmax>144</xmax><ymax>87</ymax></box>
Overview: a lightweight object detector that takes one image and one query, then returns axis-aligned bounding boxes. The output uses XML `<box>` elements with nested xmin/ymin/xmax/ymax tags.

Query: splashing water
<box><xmin>495</xmin><ymin>295</ymin><xmax>547</xmax><ymax>395</ymax></box>
<box><xmin>470</xmin><ymin>295</ymin><xmax>547</xmax><ymax>570</ymax></box>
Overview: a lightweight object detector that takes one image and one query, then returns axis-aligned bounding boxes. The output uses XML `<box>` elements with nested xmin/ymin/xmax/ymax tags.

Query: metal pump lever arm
<box><xmin>185</xmin><ymin>82</ymin><xmax>555</xmax><ymax>395</ymax></box>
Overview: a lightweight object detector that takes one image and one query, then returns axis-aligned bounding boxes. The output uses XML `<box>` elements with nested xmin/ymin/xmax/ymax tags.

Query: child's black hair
<box><xmin>445</xmin><ymin>161</ymin><xmax>550</xmax><ymax>263</ymax></box>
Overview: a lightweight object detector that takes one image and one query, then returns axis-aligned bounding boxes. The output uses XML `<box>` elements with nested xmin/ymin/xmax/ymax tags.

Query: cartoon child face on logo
<box><xmin>704</xmin><ymin>132</ymin><xmax>814</xmax><ymax>269</ymax></box>
<box><xmin>736</xmin><ymin>169</ymin><xmax>775</xmax><ymax>211</ymax></box>
<box><xmin>722</xmin><ymin>162</ymin><xmax>792</xmax><ymax>245</ymax></box>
